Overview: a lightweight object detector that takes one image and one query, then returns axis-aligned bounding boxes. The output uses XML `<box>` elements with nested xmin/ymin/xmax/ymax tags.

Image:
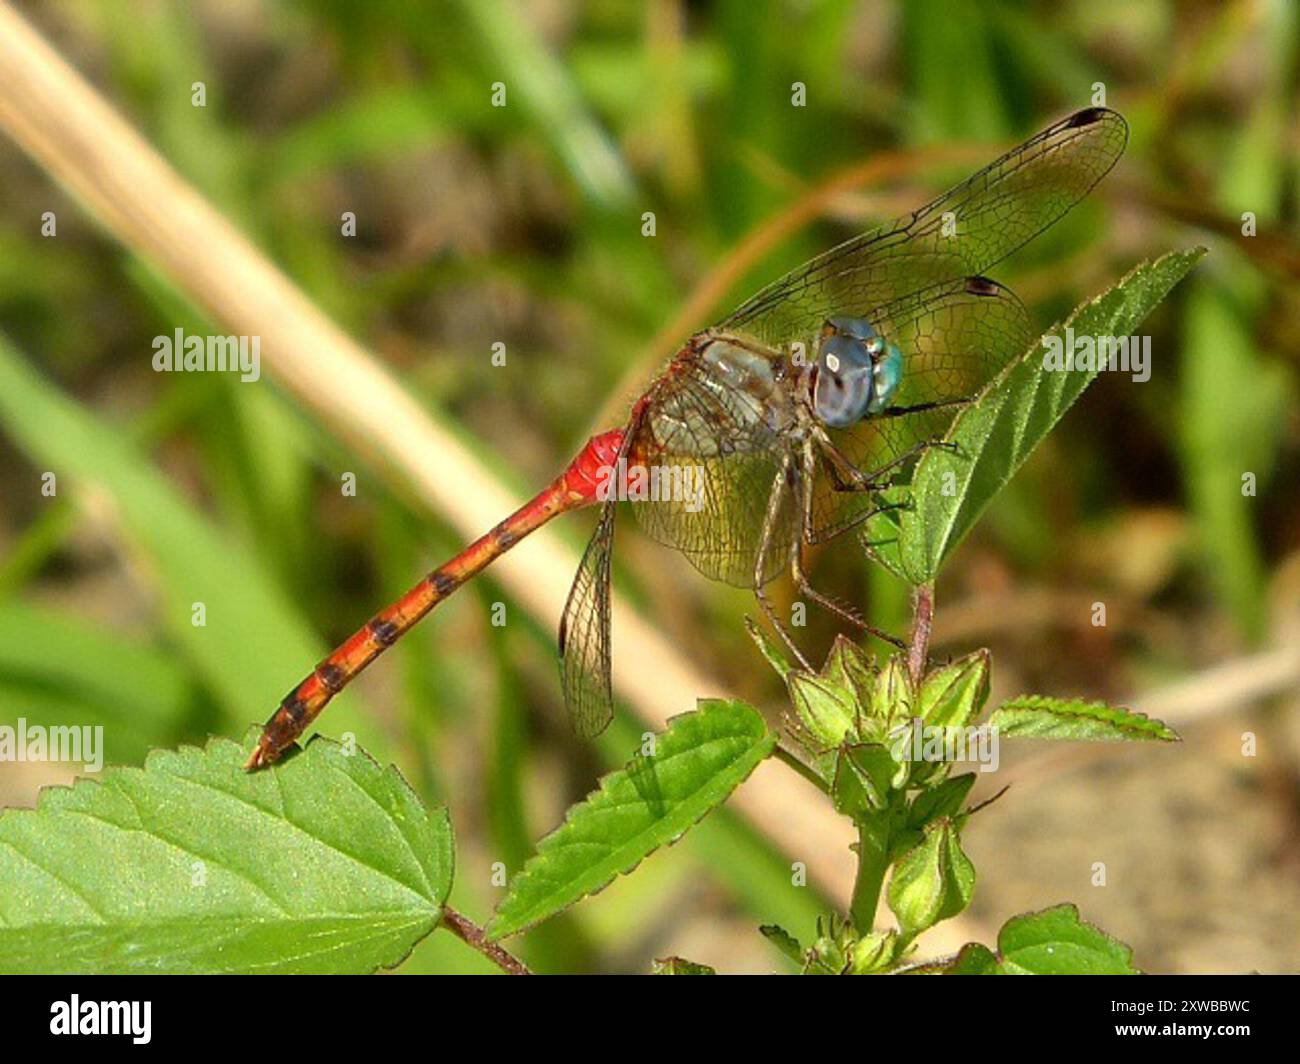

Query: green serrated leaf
<box><xmin>996</xmin><ymin>904</ymin><xmax>1138</xmax><ymax>974</ymax></box>
<box><xmin>866</xmin><ymin>248</ymin><xmax>1207</xmax><ymax>583</ymax></box>
<box><xmin>488</xmin><ymin>700</ymin><xmax>775</xmax><ymax>939</ymax></box>
<box><xmin>932</xmin><ymin>906</ymin><xmax>1138</xmax><ymax>974</ymax></box>
<box><xmin>887</xmin><ymin>819</ymin><xmax>975</xmax><ymax>941</ymax></box>
<box><xmin>990</xmin><ymin>696</ymin><xmax>1179</xmax><ymax>742</ymax></box>
<box><xmin>759</xmin><ymin>923</ymin><xmax>804</xmax><ymax>962</ymax></box>
<box><xmin>652</xmin><ymin>956</ymin><xmax>716</xmax><ymax>974</ymax></box>
<box><xmin>0</xmin><ymin>729</ymin><xmax>453</xmax><ymax>974</ymax></box>
<box><xmin>900</xmin><ymin>940</ymin><xmax>1000</xmax><ymax>974</ymax></box>
<box><xmin>919</xmin><ymin>650</ymin><xmax>990</xmax><ymax>729</ymax></box>
<box><xmin>943</xmin><ymin>942</ymin><xmax>1001</xmax><ymax>974</ymax></box>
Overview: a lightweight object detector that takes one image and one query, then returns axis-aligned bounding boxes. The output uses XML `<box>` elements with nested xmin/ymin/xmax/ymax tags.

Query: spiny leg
<box><xmin>805</xmin><ymin>433</ymin><xmax>915</xmax><ymax>546</ymax></box>
<box><xmin>753</xmin><ymin>453</ymin><xmax>811</xmax><ymax>670</ymax></box>
<box><xmin>818</xmin><ymin>396</ymin><xmax>973</xmax><ymax>493</ymax></box>
<box><xmin>814</xmin><ymin>427</ymin><xmax>955</xmax><ymax>494</ymax></box>
<box><xmin>790</xmin><ymin>550</ymin><xmax>906</xmax><ymax>650</ymax></box>
<box><xmin>794</xmin><ymin>443</ymin><xmax>906</xmax><ymax>649</ymax></box>
<box><xmin>874</xmin><ymin>396</ymin><xmax>972</xmax><ymax>419</ymax></box>
<box><xmin>809</xmin><ymin>476</ymin><xmax>911</xmax><ymax>548</ymax></box>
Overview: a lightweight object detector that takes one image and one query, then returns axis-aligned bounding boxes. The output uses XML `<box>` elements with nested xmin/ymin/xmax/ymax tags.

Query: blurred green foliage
<box><xmin>0</xmin><ymin>1</ymin><xmax>1295</xmax><ymax>972</ymax></box>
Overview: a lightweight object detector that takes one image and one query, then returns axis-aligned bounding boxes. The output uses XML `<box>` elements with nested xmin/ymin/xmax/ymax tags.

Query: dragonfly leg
<box><xmin>814</xmin><ymin>429</ymin><xmax>948</xmax><ymax>494</ymax></box>
<box><xmin>794</xmin><ymin>444</ymin><xmax>905</xmax><ymax>648</ymax></box>
<box><xmin>753</xmin><ymin>455</ymin><xmax>812</xmax><ymax>670</ymax></box>
<box><xmin>755</xmin><ymin>583</ymin><xmax>812</xmax><ymax>670</ymax></box>
<box><xmin>807</xmin><ymin>497</ymin><xmax>910</xmax><ymax>546</ymax></box>
<box><xmin>789</xmin><ymin>550</ymin><xmax>906</xmax><ymax>650</ymax></box>
<box><xmin>812</xmin><ymin>428</ymin><xmax>891</xmax><ymax>492</ymax></box>
<box><xmin>874</xmin><ymin>396</ymin><xmax>973</xmax><ymax>419</ymax></box>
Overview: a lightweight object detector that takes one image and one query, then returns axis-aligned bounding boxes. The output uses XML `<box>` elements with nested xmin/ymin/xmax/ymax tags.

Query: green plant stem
<box><xmin>774</xmin><ymin>741</ymin><xmax>828</xmax><ymax>793</ymax></box>
<box><xmin>849</xmin><ymin>815</ymin><xmax>891</xmax><ymax>932</ymax></box>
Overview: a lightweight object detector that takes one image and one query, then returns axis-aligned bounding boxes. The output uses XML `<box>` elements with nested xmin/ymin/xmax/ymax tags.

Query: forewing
<box><xmin>722</xmin><ymin>108</ymin><xmax>1127</xmax><ymax>348</ymax></box>
<box><xmin>808</xmin><ymin>276</ymin><xmax>1034</xmax><ymax>540</ymax></box>
<box><xmin>634</xmin><ymin>448</ymin><xmax>798</xmax><ymax>587</ymax></box>
<box><xmin>631</xmin><ymin>356</ymin><xmax>798</xmax><ymax>588</ymax></box>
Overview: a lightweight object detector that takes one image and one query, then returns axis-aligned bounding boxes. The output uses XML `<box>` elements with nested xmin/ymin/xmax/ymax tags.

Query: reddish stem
<box><xmin>442</xmin><ymin>906</ymin><xmax>531</xmax><ymax>975</ymax></box>
<box><xmin>907</xmin><ymin>584</ymin><xmax>934</xmax><ymax>688</ymax></box>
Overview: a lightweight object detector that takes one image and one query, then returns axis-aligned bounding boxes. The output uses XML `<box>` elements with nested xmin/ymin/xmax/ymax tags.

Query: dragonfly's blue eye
<box><xmin>814</xmin><ymin>320</ymin><xmax>903</xmax><ymax>427</ymax></box>
<box><xmin>814</xmin><ymin>334</ymin><xmax>873</xmax><ymax>427</ymax></box>
<box><xmin>867</xmin><ymin>343</ymin><xmax>903</xmax><ymax>414</ymax></box>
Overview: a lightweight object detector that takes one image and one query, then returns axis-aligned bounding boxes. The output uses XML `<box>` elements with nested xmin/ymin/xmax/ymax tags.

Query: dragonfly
<box><xmin>247</xmin><ymin>106</ymin><xmax>1127</xmax><ymax>770</ymax></box>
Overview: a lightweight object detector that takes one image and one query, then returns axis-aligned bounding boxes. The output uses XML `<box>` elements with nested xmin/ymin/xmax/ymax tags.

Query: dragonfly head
<box><xmin>813</xmin><ymin>316</ymin><xmax>903</xmax><ymax>428</ymax></box>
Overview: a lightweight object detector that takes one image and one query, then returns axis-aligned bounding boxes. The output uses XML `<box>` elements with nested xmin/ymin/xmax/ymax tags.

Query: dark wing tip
<box><xmin>963</xmin><ymin>275</ymin><xmax>1002</xmax><ymax>297</ymax></box>
<box><xmin>1064</xmin><ymin>106</ymin><xmax>1129</xmax><ymax>150</ymax></box>
<box><xmin>1066</xmin><ymin>105</ymin><xmax>1125</xmax><ymax>130</ymax></box>
<box><xmin>1067</xmin><ymin>106</ymin><xmax>1109</xmax><ymax>127</ymax></box>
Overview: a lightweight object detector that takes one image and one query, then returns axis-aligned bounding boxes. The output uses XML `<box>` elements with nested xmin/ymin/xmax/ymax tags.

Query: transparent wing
<box><xmin>633</xmin><ymin>447</ymin><xmax>799</xmax><ymax>587</ymax></box>
<box><xmin>630</xmin><ymin>356</ymin><xmax>799</xmax><ymax>588</ymax></box>
<box><xmin>558</xmin><ymin>497</ymin><xmax>618</xmax><ymax>738</ymax></box>
<box><xmin>808</xmin><ymin>275</ymin><xmax>1034</xmax><ymax>541</ymax></box>
<box><xmin>722</xmin><ymin>108</ymin><xmax>1127</xmax><ymax>348</ymax></box>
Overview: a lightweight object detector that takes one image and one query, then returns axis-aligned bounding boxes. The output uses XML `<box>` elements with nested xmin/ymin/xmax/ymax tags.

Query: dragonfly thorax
<box><xmin>813</xmin><ymin>316</ymin><xmax>902</xmax><ymax>428</ymax></box>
